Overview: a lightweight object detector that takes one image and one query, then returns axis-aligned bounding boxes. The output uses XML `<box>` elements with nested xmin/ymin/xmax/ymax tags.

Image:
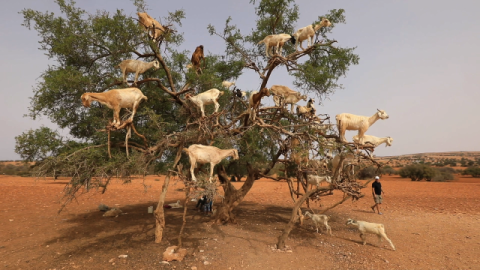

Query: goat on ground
<box><xmin>183</xmin><ymin>144</ymin><xmax>239</xmax><ymax>182</ymax></box>
<box><xmin>116</xmin><ymin>59</ymin><xmax>159</xmax><ymax>86</ymax></box>
<box><xmin>293</xmin><ymin>18</ymin><xmax>332</xmax><ymax>51</ymax></box>
<box><xmin>336</xmin><ymin>109</ymin><xmax>389</xmax><ymax>144</ymax></box>
<box><xmin>352</xmin><ymin>135</ymin><xmax>393</xmax><ymax>148</ymax></box>
<box><xmin>304</xmin><ymin>211</ymin><xmax>332</xmax><ymax>235</ymax></box>
<box><xmin>185</xmin><ymin>88</ymin><xmax>224</xmax><ymax>117</ymax></box>
<box><xmin>346</xmin><ymin>218</ymin><xmax>396</xmax><ymax>250</ymax></box>
<box><xmin>81</xmin><ymin>87</ymin><xmax>147</xmax><ymax>128</ymax></box>
<box><xmin>257</xmin><ymin>34</ymin><xmax>296</xmax><ymax>57</ymax></box>
<box><xmin>168</xmin><ymin>200</ymin><xmax>183</xmax><ymax>208</ymax></box>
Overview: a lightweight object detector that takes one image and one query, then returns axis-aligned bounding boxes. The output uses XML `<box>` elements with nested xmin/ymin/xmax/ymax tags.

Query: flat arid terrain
<box><xmin>1</xmin><ymin>172</ymin><xmax>479</xmax><ymax>270</ymax></box>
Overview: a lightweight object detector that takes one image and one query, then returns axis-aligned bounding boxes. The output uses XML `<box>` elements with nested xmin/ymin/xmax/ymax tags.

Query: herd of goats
<box><xmin>78</xmin><ymin>12</ymin><xmax>397</xmax><ymax>250</ymax></box>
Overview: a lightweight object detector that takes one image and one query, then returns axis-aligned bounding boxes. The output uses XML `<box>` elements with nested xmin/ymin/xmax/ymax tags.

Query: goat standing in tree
<box><xmin>80</xmin><ymin>87</ymin><xmax>147</xmax><ymax>128</ymax></box>
<box><xmin>293</xmin><ymin>18</ymin><xmax>332</xmax><ymax>51</ymax></box>
<box><xmin>336</xmin><ymin>109</ymin><xmax>389</xmax><ymax>144</ymax></box>
<box><xmin>183</xmin><ymin>144</ymin><xmax>239</xmax><ymax>182</ymax></box>
<box><xmin>191</xmin><ymin>45</ymin><xmax>205</xmax><ymax>74</ymax></box>
<box><xmin>116</xmin><ymin>59</ymin><xmax>159</xmax><ymax>86</ymax></box>
<box><xmin>137</xmin><ymin>12</ymin><xmax>166</xmax><ymax>41</ymax></box>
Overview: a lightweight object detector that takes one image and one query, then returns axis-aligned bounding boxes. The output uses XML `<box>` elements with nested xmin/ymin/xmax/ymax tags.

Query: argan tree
<box><xmin>16</xmin><ymin>0</ymin><xmax>380</xmax><ymax>248</ymax></box>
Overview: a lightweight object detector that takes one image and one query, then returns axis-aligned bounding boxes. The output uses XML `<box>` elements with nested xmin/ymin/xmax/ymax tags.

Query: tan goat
<box><xmin>116</xmin><ymin>59</ymin><xmax>160</xmax><ymax>86</ymax></box>
<box><xmin>183</xmin><ymin>144</ymin><xmax>239</xmax><ymax>183</ymax></box>
<box><xmin>80</xmin><ymin>87</ymin><xmax>147</xmax><ymax>128</ymax></box>
<box><xmin>293</xmin><ymin>18</ymin><xmax>332</xmax><ymax>51</ymax></box>
<box><xmin>249</xmin><ymin>87</ymin><xmax>271</xmax><ymax>120</ymax></box>
<box><xmin>258</xmin><ymin>34</ymin><xmax>296</xmax><ymax>57</ymax></box>
<box><xmin>137</xmin><ymin>12</ymin><xmax>166</xmax><ymax>41</ymax></box>
<box><xmin>270</xmin><ymin>85</ymin><xmax>307</xmax><ymax>113</ymax></box>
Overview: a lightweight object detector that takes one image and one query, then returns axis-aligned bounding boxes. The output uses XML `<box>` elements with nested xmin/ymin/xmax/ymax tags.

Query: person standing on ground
<box><xmin>371</xmin><ymin>176</ymin><xmax>385</xmax><ymax>215</ymax></box>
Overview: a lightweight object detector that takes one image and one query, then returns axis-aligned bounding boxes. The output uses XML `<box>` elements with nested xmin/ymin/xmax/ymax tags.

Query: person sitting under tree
<box><xmin>371</xmin><ymin>176</ymin><xmax>385</xmax><ymax>215</ymax></box>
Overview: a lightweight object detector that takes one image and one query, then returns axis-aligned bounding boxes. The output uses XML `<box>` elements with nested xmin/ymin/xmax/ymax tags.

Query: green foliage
<box><xmin>463</xmin><ymin>166</ymin><xmax>480</xmax><ymax>178</ymax></box>
<box><xmin>17</xmin><ymin>0</ymin><xmax>360</xmax><ymax>206</ymax></box>
<box><xmin>15</xmin><ymin>126</ymin><xmax>63</xmax><ymax>162</ymax></box>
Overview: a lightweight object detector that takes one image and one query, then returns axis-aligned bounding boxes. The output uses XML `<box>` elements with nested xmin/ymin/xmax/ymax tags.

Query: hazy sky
<box><xmin>1</xmin><ymin>0</ymin><xmax>479</xmax><ymax>160</ymax></box>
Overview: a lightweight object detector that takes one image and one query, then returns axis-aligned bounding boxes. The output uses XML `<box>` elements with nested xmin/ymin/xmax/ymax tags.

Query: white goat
<box><xmin>307</xmin><ymin>174</ymin><xmax>331</xmax><ymax>189</ymax></box>
<box><xmin>258</xmin><ymin>34</ymin><xmax>296</xmax><ymax>57</ymax></box>
<box><xmin>183</xmin><ymin>144</ymin><xmax>239</xmax><ymax>183</ymax></box>
<box><xmin>222</xmin><ymin>80</ymin><xmax>236</xmax><ymax>89</ymax></box>
<box><xmin>168</xmin><ymin>200</ymin><xmax>183</xmax><ymax>209</ymax></box>
<box><xmin>81</xmin><ymin>88</ymin><xmax>147</xmax><ymax>128</ymax></box>
<box><xmin>346</xmin><ymin>218</ymin><xmax>396</xmax><ymax>250</ymax></box>
<box><xmin>336</xmin><ymin>109</ymin><xmax>389</xmax><ymax>144</ymax></box>
<box><xmin>137</xmin><ymin>12</ymin><xmax>166</xmax><ymax>41</ymax></box>
<box><xmin>116</xmin><ymin>59</ymin><xmax>160</xmax><ymax>86</ymax></box>
<box><xmin>293</xmin><ymin>18</ymin><xmax>332</xmax><ymax>51</ymax></box>
<box><xmin>185</xmin><ymin>88</ymin><xmax>225</xmax><ymax>117</ymax></box>
<box><xmin>353</xmin><ymin>135</ymin><xmax>393</xmax><ymax>148</ymax></box>
<box><xmin>296</xmin><ymin>98</ymin><xmax>316</xmax><ymax>119</ymax></box>
<box><xmin>273</xmin><ymin>94</ymin><xmax>307</xmax><ymax>113</ymax></box>
<box><xmin>304</xmin><ymin>211</ymin><xmax>332</xmax><ymax>235</ymax></box>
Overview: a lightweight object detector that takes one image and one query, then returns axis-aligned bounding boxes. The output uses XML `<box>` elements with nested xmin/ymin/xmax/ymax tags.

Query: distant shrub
<box><xmin>358</xmin><ymin>166</ymin><xmax>377</xmax><ymax>180</ymax></box>
<box><xmin>463</xmin><ymin>166</ymin><xmax>480</xmax><ymax>178</ymax></box>
<box><xmin>400</xmin><ymin>164</ymin><xmax>454</xmax><ymax>181</ymax></box>
<box><xmin>381</xmin><ymin>165</ymin><xmax>397</xmax><ymax>175</ymax></box>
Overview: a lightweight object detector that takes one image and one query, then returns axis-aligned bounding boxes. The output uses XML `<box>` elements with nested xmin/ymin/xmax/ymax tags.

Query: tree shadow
<box><xmin>42</xmin><ymin>200</ymin><xmax>339</xmax><ymax>263</ymax></box>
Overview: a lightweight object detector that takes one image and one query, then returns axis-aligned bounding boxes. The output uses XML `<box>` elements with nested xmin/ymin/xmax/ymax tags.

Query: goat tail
<box><xmin>257</xmin><ymin>39</ymin><xmax>265</xmax><ymax>45</ymax></box>
<box><xmin>182</xmin><ymin>148</ymin><xmax>189</xmax><ymax>154</ymax></box>
<box><xmin>219</xmin><ymin>91</ymin><xmax>225</xmax><ymax>96</ymax></box>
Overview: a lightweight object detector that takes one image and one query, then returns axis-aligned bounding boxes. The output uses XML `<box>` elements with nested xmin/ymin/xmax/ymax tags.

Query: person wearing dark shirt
<box><xmin>371</xmin><ymin>176</ymin><xmax>385</xmax><ymax>215</ymax></box>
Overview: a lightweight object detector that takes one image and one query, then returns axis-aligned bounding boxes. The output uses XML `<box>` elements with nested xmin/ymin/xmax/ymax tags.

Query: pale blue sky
<box><xmin>1</xmin><ymin>0</ymin><xmax>479</xmax><ymax>160</ymax></box>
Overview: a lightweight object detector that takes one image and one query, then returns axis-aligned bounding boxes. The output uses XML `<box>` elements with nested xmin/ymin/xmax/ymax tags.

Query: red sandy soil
<box><xmin>1</xmin><ymin>174</ymin><xmax>479</xmax><ymax>269</ymax></box>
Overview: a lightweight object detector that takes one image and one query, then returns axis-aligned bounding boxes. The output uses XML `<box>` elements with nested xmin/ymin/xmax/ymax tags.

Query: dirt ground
<box><xmin>1</xmin><ymin>174</ymin><xmax>479</xmax><ymax>270</ymax></box>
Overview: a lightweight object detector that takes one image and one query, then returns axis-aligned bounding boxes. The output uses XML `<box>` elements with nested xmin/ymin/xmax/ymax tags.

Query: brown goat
<box><xmin>248</xmin><ymin>87</ymin><xmax>271</xmax><ymax>121</ymax></box>
<box><xmin>191</xmin><ymin>45</ymin><xmax>205</xmax><ymax>74</ymax></box>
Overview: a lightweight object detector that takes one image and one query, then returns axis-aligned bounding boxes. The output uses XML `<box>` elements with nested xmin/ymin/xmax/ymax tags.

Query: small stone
<box><xmin>191</xmin><ymin>267</ymin><xmax>197</xmax><ymax>270</ymax></box>
<box><xmin>199</xmin><ymin>250</ymin><xmax>204</xmax><ymax>253</ymax></box>
<box><xmin>118</xmin><ymin>255</ymin><xmax>128</xmax><ymax>259</ymax></box>
<box><xmin>9</xmin><ymin>219</ymin><xmax>13</xmax><ymax>222</ymax></box>
<box><xmin>204</xmin><ymin>261</ymin><xmax>211</xmax><ymax>265</ymax></box>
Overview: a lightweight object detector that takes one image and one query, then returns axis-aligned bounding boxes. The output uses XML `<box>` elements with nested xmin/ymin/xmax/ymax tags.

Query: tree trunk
<box><xmin>154</xmin><ymin>172</ymin><xmax>171</xmax><ymax>243</ymax></box>
<box><xmin>214</xmin><ymin>164</ymin><xmax>256</xmax><ymax>224</ymax></box>
<box><xmin>276</xmin><ymin>188</ymin><xmax>319</xmax><ymax>250</ymax></box>
<box><xmin>154</xmin><ymin>145</ymin><xmax>183</xmax><ymax>243</ymax></box>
